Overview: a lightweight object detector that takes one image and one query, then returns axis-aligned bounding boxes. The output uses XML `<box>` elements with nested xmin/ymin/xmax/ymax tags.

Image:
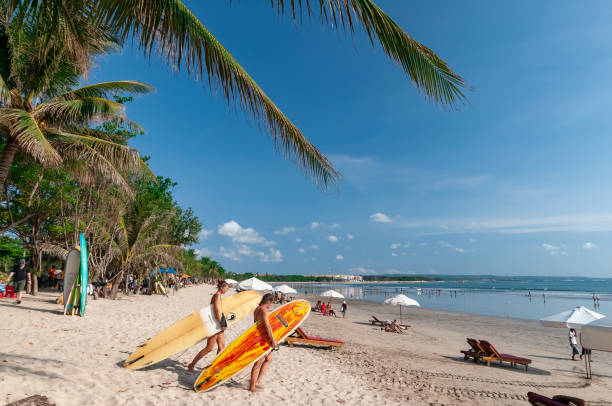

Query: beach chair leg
<box><xmin>487</xmin><ymin>360</ymin><xmax>490</xmax><ymax>367</ymax></box>
<box><xmin>288</xmin><ymin>341</ymin><xmax>293</xmax><ymax>348</ymax></box>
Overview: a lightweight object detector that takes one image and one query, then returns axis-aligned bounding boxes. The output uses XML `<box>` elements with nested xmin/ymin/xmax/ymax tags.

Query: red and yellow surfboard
<box><xmin>194</xmin><ymin>300</ymin><xmax>310</xmax><ymax>392</ymax></box>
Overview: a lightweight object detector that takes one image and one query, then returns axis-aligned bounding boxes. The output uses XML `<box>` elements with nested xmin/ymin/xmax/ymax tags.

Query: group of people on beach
<box><xmin>314</xmin><ymin>300</ymin><xmax>347</xmax><ymax>318</ymax></box>
<box><xmin>187</xmin><ymin>280</ymin><xmax>276</xmax><ymax>392</ymax></box>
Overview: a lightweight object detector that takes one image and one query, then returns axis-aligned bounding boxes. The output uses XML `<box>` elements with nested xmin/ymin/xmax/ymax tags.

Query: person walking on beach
<box><xmin>250</xmin><ymin>293</ymin><xmax>277</xmax><ymax>392</ymax></box>
<box><xmin>341</xmin><ymin>301</ymin><xmax>347</xmax><ymax>318</ymax></box>
<box><xmin>187</xmin><ymin>280</ymin><xmax>230</xmax><ymax>371</ymax></box>
<box><xmin>6</xmin><ymin>259</ymin><xmax>30</xmax><ymax>305</ymax></box>
<box><xmin>569</xmin><ymin>328</ymin><xmax>580</xmax><ymax>361</ymax></box>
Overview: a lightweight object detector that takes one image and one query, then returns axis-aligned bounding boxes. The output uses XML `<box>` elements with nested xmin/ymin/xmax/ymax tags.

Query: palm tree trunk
<box><xmin>0</xmin><ymin>137</ymin><xmax>19</xmax><ymax>189</ymax></box>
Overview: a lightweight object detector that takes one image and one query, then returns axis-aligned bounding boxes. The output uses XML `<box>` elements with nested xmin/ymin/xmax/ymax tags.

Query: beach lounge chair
<box><xmin>479</xmin><ymin>340</ymin><xmax>531</xmax><ymax>370</ymax></box>
<box><xmin>527</xmin><ymin>392</ymin><xmax>585</xmax><ymax>406</ymax></box>
<box><xmin>460</xmin><ymin>338</ymin><xmax>485</xmax><ymax>362</ymax></box>
<box><xmin>369</xmin><ymin>315</ymin><xmax>384</xmax><ymax>325</ymax></box>
<box><xmin>286</xmin><ymin>327</ymin><xmax>344</xmax><ymax>349</ymax></box>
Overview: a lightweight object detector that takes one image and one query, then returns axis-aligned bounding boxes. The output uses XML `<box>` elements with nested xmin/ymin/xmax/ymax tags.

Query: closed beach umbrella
<box><xmin>224</xmin><ymin>278</ymin><xmax>238</xmax><ymax>285</ymax></box>
<box><xmin>540</xmin><ymin>306</ymin><xmax>605</xmax><ymax>329</ymax></box>
<box><xmin>321</xmin><ymin>289</ymin><xmax>344</xmax><ymax>299</ymax></box>
<box><xmin>273</xmin><ymin>284</ymin><xmax>297</xmax><ymax>294</ymax></box>
<box><xmin>384</xmin><ymin>294</ymin><xmax>420</xmax><ymax>324</ymax></box>
<box><xmin>238</xmin><ymin>277</ymin><xmax>273</xmax><ymax>291</ymax></box>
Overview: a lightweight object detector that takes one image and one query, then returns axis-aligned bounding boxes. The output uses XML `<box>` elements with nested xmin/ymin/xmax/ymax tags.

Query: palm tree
<box><xmin>0</xmin><ymin>5</ymin><xmax>154</xmax><ymax>189</ymax></box>
<box><xmin>7</xmin><ymin>0</ymin><xmax>468</xmax><ymax>188</ymax></box>
<box><xmin>110</xmin><ymin>210</ymin><xmax>183</xmax><ymax>298</ymax></box>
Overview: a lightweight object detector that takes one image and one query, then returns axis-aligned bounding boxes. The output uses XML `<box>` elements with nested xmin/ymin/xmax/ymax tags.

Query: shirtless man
<box><xmin>249</xmin><ymin>293</ymin><xmax>277</xmax><ymax>392</ymax></box>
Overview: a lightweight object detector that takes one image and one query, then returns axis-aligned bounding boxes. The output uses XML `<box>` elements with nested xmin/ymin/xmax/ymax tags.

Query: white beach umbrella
<box><xmin>224</xmin><ymin>279</ymin><xmax>238</xmax><ymax>285</ymax></box>
<box><xmin>238</xmin><ymin>277</ymin><xmax>273</xmax><ymax>291</ymax></box>
<box><xmin>540</xmin><ymin>306</ymin><xmax>605</xmax><ymax>330</ymax></box>
<box><xmin>273</xmin><ymin>284</ymin><xmax>297</xmax><ymax>294</ymax></box>
<box><xmin>321</xmin><ymin>289</ymin><xmax>344</xmax><ymax>299</ymax></box>
<box><xmin>384</xmin><ymin>294</ymin><xmax>420</xmax><ymax>324</ymax></box>
<box><xmin>582</xmin><ymin>317</ymin><xmax>612</xmax><ymax>352</ymax></box>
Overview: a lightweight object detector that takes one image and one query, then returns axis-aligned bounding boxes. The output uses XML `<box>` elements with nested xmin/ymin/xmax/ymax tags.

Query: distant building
<box><xmin>311</xmin><ymin>274</ymin><xmax>363</xmax><ymax>281</ymax></box>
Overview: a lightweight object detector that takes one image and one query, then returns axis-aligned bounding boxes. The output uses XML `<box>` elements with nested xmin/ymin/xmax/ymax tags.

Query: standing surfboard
<box><xmin>79</xmin><ymin>233</ymin><xmax>88</xmax><ymax>317</ymax></box>
<box><xmin>194</xmin><ymin>300</ymin><xmax>311</xmax><ymax>392</ymax></box>
<box><xmin>124</xmin><ymin>290</ymin><xmax>262</xmax><ymax>370</ymax></box>
<box><xmin>62</xmin><ymin>248</ymin><xmax>81</xmax><ymax>315</ymax></box>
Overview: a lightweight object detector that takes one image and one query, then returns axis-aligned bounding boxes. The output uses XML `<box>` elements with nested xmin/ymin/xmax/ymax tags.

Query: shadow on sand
<box><xmin>441</xmin><ymin>355</ymin><xmax>552</xmax><ymax>376</ymax></box>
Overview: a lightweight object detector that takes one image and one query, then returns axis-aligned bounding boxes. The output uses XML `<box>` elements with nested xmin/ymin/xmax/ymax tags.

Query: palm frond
<box><xmin>40</xmin><ymin>242</ymin><xmax>69</xmax><ymax>260</ymax></box>
<box><xmin>45</xmin><ymin>128</ymin><xmax>141</xmax><ymax>173</ymax></box>
<box><xmin>0</xmin><ymin>108</ymin><xmax>61</xmax><ymax>165</ymax></box>
<box><xmin>48</xmin><ymin>133</ymin><xmax>134</xmax><ymax>197</ymax></box>
<box><xmin>96</xmin><ymin>0</ymin><xmax>339</xmax><ymax>188</ymax></box>
<box><xmin>55</xmin><ymin>80</ymin><xmax>155</xmax><ymax>100</ymax></box>
<box><xmin>267</xmin><ymin>0</ymin><xmax>468</xmax><ymax>107</ymax></box>
<box><xmin>34</xmin><ymin>97</ymin><xmax>127</xmax><ymax>124</ymax></box>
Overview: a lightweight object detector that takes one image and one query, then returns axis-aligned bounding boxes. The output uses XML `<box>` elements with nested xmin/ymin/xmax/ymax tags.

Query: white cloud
<box><xmin>350</xmin><ymin>266</ymin><xmax>376</xmax><ymax>275</ymax></box>
<box><xmin>328</xmin><ymin>235</ymin><xmax>339</xmax><ymax>243</ymax></box>
<box><xmin>311</xmin><ymin>245</ymin><xmax>320</xmax><ymax>249</ymax></box>
<box><xmin>469</xmin><ymin>238</ymin><xmax>476</xmax><ymax>243</ymax></box>
<box><xmin>335</xmin><ymin>255</ymin><xmax>344</xmax><ymax>260</ymax></box>
<box><xmin>331</xmin><ymin>223</ymin><xmax>340</xmax><ymax>228</ymax></box>
<box><xmin>347</xmin><ymin>234</ymin><xmax>354</xmax><ymax>240</ymax></box>
<box><xmin>258</xmin><ymin>248</ymin><xmax>283</xmax><ymax>263</ymax></box>
<box><xmin>399</xmin><ymin>213</ymin><xmax>612</xmax><ymax>235</ymax></box>
<box><xmin>194</xmin><ymin>247</ymin><xmax>214</xmax><ymax>258</ymax></box>
<box><xmin>455</xmin><ymin>247</ymin><xmax>465</xmax><ymax>253</ymax></box>
<box><xmin>542</xmin><ymin>243</ymin><xmax>567</xmax><ymax>256</ymax></box>
<box><xmin>219</xmin><ymin>246</ymin><xmax>242</xmax><ymax>262</ymax></box>
<box><xmin>370</xmin><ymin>212</ymin><xmax>392</xmax><ymax>223</ymax></box>
<box><xmin>295</xmin><ymin>238</ymin><xmax>302</xmax><ymax>243</ymax></box>
<box><xmin>273</xmin><ymin>226</ymin><xmax>296</xmax><ymax>235</ymax></box>
<box><xmin>311</xmin><ymin>221</ymin><xmax>320</xmax><ymax>229</ymax></box>
<box><xmin>583</xmin><ymin>242</ymin><xmax>599</xmax><ymax>250</ymax></box>
<box><xmin>219</xmin><ymin>243</ymin><xmax>283</xmax><ymax>263</ymax></box>
<box><xmin>298</xmin><ymin>248</ymin><xmax>305</xmax><ymax>253</ymax></box>
<box><xmin>198</xmin><ymin>229</ymin><xmax>214</xmax><ymax>241</ymax></box>
<box><xmin>391</xmin><ymin>241</ymin><xmax>411</xmax><ymax>250</ymax></box>
<box><xmin>218</xmin><ymin>221</ymin><xmax>266</xmax><ymax>244</ymax></box>
<box><xmin>440</xmin><ymin>225</ymin><xmax>449</xmax><ymax>230</ymax></box>
<box><xmin>391</xmin><ymin>252</ymin><xmax>398</xmax><ymax>257</ymax></box>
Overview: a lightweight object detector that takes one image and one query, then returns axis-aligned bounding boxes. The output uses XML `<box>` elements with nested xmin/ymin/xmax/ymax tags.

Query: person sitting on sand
<box><xmin>326</xmin><ymin>302</ymin><xmax>337</xmax><ymax>317</ymax></box>
<box><xmin>315</xmin><ymin>300</ymin><xmax>322</xmax><ymax>311</ymax></box>
<box><xmin>187</xmin><ymin>280</ymin><xmax>230</xmax><ymax>371</ymax></box>
<box><xmin>250</xmin><ymin>293</ymin><xmax>277</xmax><ymax>392</ymax></box>
<box><xmin>6</xmin><ymin>259</ymin><xmax>30</xmax><ymax>305</ymax></box>
<box><xmin>320</xmin><ymin>302</ymin><xmax>326</xmax><ymax>315</ymax></box>
<box><xmin>383</xmin><ymin>320</ymin><xmax>401</xmax><ymax>334</ymax></box>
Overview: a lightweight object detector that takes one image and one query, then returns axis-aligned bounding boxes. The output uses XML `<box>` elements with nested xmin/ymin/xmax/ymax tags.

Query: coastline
<box><xmin>2</xmin><ymin>284</ymin><xmax>611</xmax><ymax>405</ymax></box>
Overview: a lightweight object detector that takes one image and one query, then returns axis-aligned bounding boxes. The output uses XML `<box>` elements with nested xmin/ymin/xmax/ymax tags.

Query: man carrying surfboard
<box><xmin>187</xmin><ymin>280</ymin><xmax>230</xmax><ymax>371</ymax></box>
<box><xmin>249</xmin><ymin>293</ymin><xmax>278</xmax><ymax>392</ymax></box>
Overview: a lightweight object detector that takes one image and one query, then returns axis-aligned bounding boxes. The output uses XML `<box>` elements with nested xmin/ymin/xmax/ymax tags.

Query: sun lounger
<box><xmin>286</xmin><ymin>327</ymin><xmax>344</xmax><ymax>349</ymax></box>
<box><xmin>460</xmin><ymin>338</ymin><xmax>486</xmax><ymax>362</ymax></box>
<box><xmin>527</xmin><ymin>392</ymin><xmax>585</xmax><ymax>406</ymax></box>
<box><xmin>369</xmin><ymin>315</ymin><xmax>384</xmax><ymax>326</ymax></box>
<box><xmin>479</xmin><ymin>340</ymin><xmax>531</xmax><ymax>370</ymax></box>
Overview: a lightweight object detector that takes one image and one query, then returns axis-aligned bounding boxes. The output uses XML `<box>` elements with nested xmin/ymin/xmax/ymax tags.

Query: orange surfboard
<box><xmin>194</xmin><ymin>300</ymin><xmax>310</xmax><ymax>392</ymax></box>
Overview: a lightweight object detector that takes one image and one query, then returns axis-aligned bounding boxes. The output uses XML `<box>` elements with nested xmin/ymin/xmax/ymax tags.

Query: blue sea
<box><xmin>286</xmin><ymin>275</ymin><xmax>612</xmax><ymax>321</ymax></box>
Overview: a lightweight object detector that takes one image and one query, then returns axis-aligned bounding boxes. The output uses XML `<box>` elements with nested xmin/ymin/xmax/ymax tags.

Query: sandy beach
<box><xmin>2</xmin><ymin>285</ymin><xmax>611</xmax><ymax>405</ymax></box>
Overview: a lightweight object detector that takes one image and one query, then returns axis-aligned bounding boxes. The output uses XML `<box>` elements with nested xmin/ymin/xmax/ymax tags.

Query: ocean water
<box><xmin>286</xmin><ymin>275</ymin><xmax>612</xmax><ymax>321</ymax></box>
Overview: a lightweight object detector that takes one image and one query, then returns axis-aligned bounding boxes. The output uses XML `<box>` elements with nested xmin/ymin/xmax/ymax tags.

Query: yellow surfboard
<box><xmin>194</xmin><ymin>300</ymin><xmax>311</xmax><ymax>392</ymax></box>
<box><xmin>124</xmin><ymin>290</ymin><xmax>262</xmax><ymax>370</ymax></box>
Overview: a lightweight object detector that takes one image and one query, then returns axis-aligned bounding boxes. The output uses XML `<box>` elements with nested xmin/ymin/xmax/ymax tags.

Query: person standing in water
<box><xmin>187</xmin><ymin>280</ymin><xmax>229</xmax><ymax>371</ymax></box>
<box><xmin>250</xmin><ymin>293</ymin><xmax>277</xmax><ymax>392</ymax></box>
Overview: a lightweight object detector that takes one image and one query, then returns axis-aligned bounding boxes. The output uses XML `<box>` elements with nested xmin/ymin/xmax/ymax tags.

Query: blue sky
<box><xmin>91</xmin><ymin>1</ymin><xmax>612</xmax><ymax>276</ymax></box>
